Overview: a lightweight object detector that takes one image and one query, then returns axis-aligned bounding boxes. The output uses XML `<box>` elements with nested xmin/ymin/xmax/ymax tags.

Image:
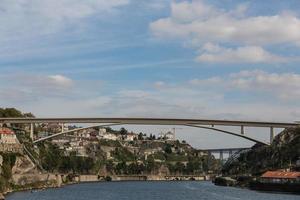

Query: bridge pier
<box><xmin>61</xmin><ymin>123</ymin><xmax>65</xmax><ymax>133</ymax></box>
<box><xmin>241</xmin><ymin>125</ymin><xmax>245</xmax><ymax>135</ymax></box>
<box><xmin>229</xmin><ymin>150</ymin><xmax>233</xmax><ymax>157</ymax></box>
<box><xmin>30</xmin><ymin>123</ymin><xmax>34</xmax><ymax>140</ymax></box>
<box><xmin>270</xmin><ymin>127</ymin><xmax>274</xmax><ymax>144</ymax></box>
<box><xmin>219</xmin><ymin>151</ymin><xmax>224</xmax><ymax>162</ymax></box>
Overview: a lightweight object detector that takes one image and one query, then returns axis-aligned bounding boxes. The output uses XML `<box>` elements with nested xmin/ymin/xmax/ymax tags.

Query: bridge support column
<box><xmin>220</xmin><ymin>151</ymin><xmax>224</xmax><ymax>162</ymax></box>
<box><xmin>61</xmin><ymin>123</ymin><xmax>65</xmax><ymax>133</ymax></box>
<box><xmin>229</xmin><ymin>150</ymin><xmax>233</xmax><ymax>157</ymax></box>
<box><xmin>270</xmin><ymin>127</ymin><xmax>274</xmax><ymax>144</ymax></box>
<box><xmin>30</xmin><ymin>123</ymin><xmax>34</xmax><ymax>140</ymax></box>
<box><xmin>241</xmin><ymin>125</ymin><xmax>245</xmax><ymax>135</ymax></box>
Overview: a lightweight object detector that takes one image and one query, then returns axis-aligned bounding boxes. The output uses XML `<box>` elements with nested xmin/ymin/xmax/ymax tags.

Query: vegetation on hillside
<box><xmin>0</xmin><ymin>108</ymin><xmax>220</xmax><ymax>183</ymax></box>
<box><xmin>222</xmin><ymin>127</ymin><xmax>300</xmax><ymax>176</ymax></box>
<box><xmin>0</xmin><ymin>108</ymin><xmax>34</xmax><ymax>118</ymax></box>
<box><xmin>0</xmin><ymin>153</ymin><xmax>18</xmax><ymax>192</ymax></box>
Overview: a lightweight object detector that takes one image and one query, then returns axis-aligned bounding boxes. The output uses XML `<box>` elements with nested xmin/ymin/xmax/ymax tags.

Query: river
<box><xmin>6</xmin><ymin>181</ymin><xmax>299</xmax><ymax>200</ymax></box>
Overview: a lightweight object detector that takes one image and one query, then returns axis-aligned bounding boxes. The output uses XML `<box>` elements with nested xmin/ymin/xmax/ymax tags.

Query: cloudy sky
<box><xmin>1</xmin><ymin>0</ymin><xmax>300</xmax><ymax>148</ymax></box>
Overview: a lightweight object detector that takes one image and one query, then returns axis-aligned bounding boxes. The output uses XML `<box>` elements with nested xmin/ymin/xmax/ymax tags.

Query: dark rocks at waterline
<box><xmin>214</xmin><ymin>176</ymin><xmax>254</xmax><ymax>187</ymax></box>
<box><xmin>214</xmin><ymin>177</ymin><xmax>237</xmax><ymax>186</ymax></box>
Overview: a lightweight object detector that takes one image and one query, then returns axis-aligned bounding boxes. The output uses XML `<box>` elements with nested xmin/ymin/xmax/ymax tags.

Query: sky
<box><xmin>1</xmin><ymin>0</ymin><xmax>300</xmax><ymax>148</ymax></box>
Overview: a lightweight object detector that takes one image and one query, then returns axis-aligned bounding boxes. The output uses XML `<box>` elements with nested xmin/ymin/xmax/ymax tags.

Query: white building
<box><xmin>99</xmin><ymin>128</ymin><xmax>106</xmax><ymax>135</ymax></box>
<box><xmin>124</xmin><ymin>132</ymin><xmax>137</xmax><ymax>141</ymax></box>
<box><xmin>0</xmin><ymin>128</ymin><xmax>17</xmax><ymax>144</ymax></box>
<box><xmin>102</xmin><ymin>133</ymin><xmax>118</xmax><ymax>141</ymax></box>
<box><xmin>159</xmin><ymin>131</ymin><xmax>175</xmax><ymax>141</ymax></box>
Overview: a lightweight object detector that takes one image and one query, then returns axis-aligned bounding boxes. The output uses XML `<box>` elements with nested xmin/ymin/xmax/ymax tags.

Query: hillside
<box><xmin>0</xmin><ymin>108</ymin><xmax>221</xmax><ymax>195</ymax></box>
<box><xmin>36</xmin><ymin>137</ymin><xmax>220</xmax><ymax>177</ymax></box>
<box><xmin>222</xmin><ymin>127</ymin><xmax>300</xmax><ymax>176</ymax></box>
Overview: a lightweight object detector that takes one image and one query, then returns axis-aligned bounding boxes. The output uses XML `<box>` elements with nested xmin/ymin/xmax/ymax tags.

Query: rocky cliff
<box><xmin>222</xmin><ymin>127</ymin><xmax>300</xmax><ymax>176</ymax></box>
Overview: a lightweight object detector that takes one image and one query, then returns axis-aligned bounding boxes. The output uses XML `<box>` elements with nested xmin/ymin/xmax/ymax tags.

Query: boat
<box><xmin>249</xmin><ymin>171</ymin><xmax>300</xmax><ymax>194</ymax></box>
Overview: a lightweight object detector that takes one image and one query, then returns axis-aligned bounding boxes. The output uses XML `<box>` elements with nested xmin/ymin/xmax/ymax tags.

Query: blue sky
<box><xmin>1</xmin><ymin>0</ymin><xmax>300</xmax><ymax>148</ymax></box>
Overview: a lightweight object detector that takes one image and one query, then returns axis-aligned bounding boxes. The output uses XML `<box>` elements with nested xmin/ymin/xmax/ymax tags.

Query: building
<box><xmin>124</xmin><ymin>132</ymin><xmax>137</xmax><ymax>141</ymax></box>
<box><xmin>260</xmin><ymin>171</ymin><xmax>300</xmax><ymax>183</ymax></box>
<box><xmin>97</xmin><ymin>132</ymin><xmax>119</xmax><ymax>141</ymax></box>
<box><xmin>38</xmin><ymin>132</ymin><xmax>49</xmax><ymax>138</ymax></box>
<box><xmin>0</xmin><ymin>127</ymin><xmax>17</xmax><ymax>144</ymax></box>
<box><xmin>159</xmin><ymin>131</ymin><xmax>175</xmax><ymax>141</ymax></box>
<box><xmin>99</xmin><ymin>128</ymin><xmax>106</xmax><ymax>135</ymax></box>
<box><xmin>104</xmin><ymin>133</ymin><xmax>118</xmax><ymax>140</ymax></box>
<box><xmin>0</xmin><ymin>128</ymin><xmax>22</xmax><ymax>153</ymax></box>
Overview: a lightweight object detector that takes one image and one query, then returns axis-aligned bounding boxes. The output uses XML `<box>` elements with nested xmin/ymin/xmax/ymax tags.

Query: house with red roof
<box><xmin>0</xmin><ymin>127</ymin><xmax>17</xmax><ymax>144</ymax></box>
<box><xmin>260</xmin><ymin>171</ymin><xmax>300</xmax><ymax>184</ymax></box>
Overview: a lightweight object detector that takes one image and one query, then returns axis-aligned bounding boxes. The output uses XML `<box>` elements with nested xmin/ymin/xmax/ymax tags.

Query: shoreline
<box><xmin>213</xmin><ymin>176</ymin><xmax>300</xmax><ymax>195</ymax></box>
<box><xmin>2</xmin><ymin>175</ymin><xmax>210</xmax><ymax>199</ymax></box>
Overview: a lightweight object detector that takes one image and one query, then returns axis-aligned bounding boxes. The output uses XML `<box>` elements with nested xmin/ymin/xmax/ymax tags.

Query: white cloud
<box><xmin>189</xmin><ymin>76</ymin><xmax>223</xmax><ymax>85</ymax></box>
<box><xmin>150</xmin><ymin>1</ymin><xmax>300</xmax><ymax>63</ymax></box>
<box><xmin>150</xmin><ymin>1</ymin><xmax>300</xmax><ymax>45</ymax></box>
<box><xmin>118</xmin><ymin>90</ymin><xmax>150</xmax><ymax>98</ymax></box>
<box><xmin>0</xmin><ymin>0</ymin><xmax>129</xmax><ymax>41</ymax></box>
<box><xmin>48</xmin><ymin>75</ymin><xmax>73</xmax><ymax>88</ymax></box>
<box><xmin>197</xmin><ymin>43</ymin><xmax>287</xmax><ymax>63</ymax></box>
<box><xmin>17</xmin><ymin>74</ymin><xmax>74</xmax><ymax>89</ymax></box>
<box><xmin>190</xmin><ymin>70</ymin><xmax>300</xmax><ymax>101</ymax></box>
<box><xmin>154</xmin><ymin>81</ymin><xmax>166</xmax><ymax>88</ymax></box>
<box><xmin>229</xmin><ymin>70</ymin><xmax>300</xmax><ymax>100</ymax></box>
<box><xmin>0</xmin><ymin>74</ymin><xmax>74</xmax><ymax>102</ymax></box>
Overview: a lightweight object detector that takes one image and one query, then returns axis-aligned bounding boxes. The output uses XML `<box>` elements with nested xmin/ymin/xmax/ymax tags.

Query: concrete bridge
<box><xmin>1</xmin><ymin>117</ymin><xmax>299</xmax><ymax>145</ymax></box>
<box><xmin>202</xmin><ymin>147</ymin><xmax>251</xmax><ymax>161</ymax></box>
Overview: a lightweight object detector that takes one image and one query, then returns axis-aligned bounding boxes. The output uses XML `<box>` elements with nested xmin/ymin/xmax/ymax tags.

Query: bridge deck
<box><xmin>0</xmin><ymin>117</ymin><xmax>298</xmax><ymax>128</ymax></box>
<box><xmin>202</xmin><ymin>147</ymin><xmax>251</xmax><ymax>153</ymax></box>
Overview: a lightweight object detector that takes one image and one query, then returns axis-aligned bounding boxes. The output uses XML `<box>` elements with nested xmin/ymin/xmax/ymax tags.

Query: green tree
<box><xmin>164</xmin><ymin>144</ymin><xmax>172</xmax><ymax>154</ymax></box>
<box><xmin>120</xmin><ymin>127</ymin><xmax>128</xmax><ymax>135</ymax></box>
<box><xmin>174</xmin><ymin>162</ymin><xmax>185</xmax><ymax>173</ymax></box>
<box><xmin>138</xmin><ymin>132</ymin><xmax>144</xmax><ymax>140</ymax></box>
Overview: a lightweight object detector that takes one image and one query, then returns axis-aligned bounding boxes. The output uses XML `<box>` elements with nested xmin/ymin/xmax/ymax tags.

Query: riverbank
<box><xmin>5</xmin><ymin>181</ymin><xmax>300</xmax><ymax>200</ymax></box>
<box><xmin>1</xmin><ymin>174</ymin><xmax>211</xmax><ymax>199</ymax></box>
<box><xmin>213</xmin><ymin>176</ymin><xmax>300</xmax><ymax>195</ymax></box>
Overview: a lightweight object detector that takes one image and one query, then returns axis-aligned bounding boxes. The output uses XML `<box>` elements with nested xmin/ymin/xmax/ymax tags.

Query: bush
<box><xmin>105</xmin><ymin>176</ymin><xmax>112</xmax><ymax>181</ymax></box>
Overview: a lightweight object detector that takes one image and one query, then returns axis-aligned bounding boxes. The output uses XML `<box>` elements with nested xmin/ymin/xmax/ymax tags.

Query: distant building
<box><xmin>0</xmin><ymin>128</ymin><xmax>17</xmax><ymax>144</ymax></box>
<box><xmin>99</xmin><ymin>128</ymin><xmax>106</xmax><ymax>135</ymax></box>
<box><xmin>103</xmin><ymin>133</ymin><xmax>118</xmax><ymax>141</ymax></box>
<box><xmin>78</xmin><ymin>130</ymin><xmax>91</xmax><ymax>138</ymax></box>
<box><xmin>260</xmin><ymin>171</ymin><xmax>300</xmax><ymax>183</ymax></box>
<box><xmin>38</xmin><ymin>132</ymin><xmax>49</xmax><ymax>138</ymax></box>
<box><xmin>124</xmin><ymin>132</ymin><xmax>137</xmax><ymax>141</ymax></box>
<box><xmin>97</xmin><ymin>130</ymin><xmax>119</xmax><ymax>141</ymax></box>
<box><xmin>159</xmin><ymin>131</ymin><xmax>175</xmax><ymax>141</ymax></box>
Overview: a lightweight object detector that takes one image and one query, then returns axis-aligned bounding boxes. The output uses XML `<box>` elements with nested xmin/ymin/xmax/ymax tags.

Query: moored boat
<box><xmin>249</xmin><ymin>171</ymin><xmax>300</xmax><ymax>194</ymax></box>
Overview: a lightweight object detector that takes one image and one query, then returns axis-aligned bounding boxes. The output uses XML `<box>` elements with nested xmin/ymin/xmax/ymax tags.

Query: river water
<box><xmin>6</xmin><ymin>181</ymin><xmax>299</xmax><ymax>200</ymax></box>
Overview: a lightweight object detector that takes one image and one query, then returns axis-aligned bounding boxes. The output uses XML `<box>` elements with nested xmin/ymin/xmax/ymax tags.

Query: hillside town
<box><xmin>0</xmin><ymin>108</ymin><xmax>221</xmax><ymax>199</ymax></box>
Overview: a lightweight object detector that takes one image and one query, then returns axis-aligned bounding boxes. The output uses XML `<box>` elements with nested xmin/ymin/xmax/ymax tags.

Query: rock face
<box><xmin>12</xmin><ymin>155</ymin><xmax>36</xmax><ymax>175</ymax></box>
<box><xmin>214</xmin><ymin>177</ymin><xmax>237</xmax><ymax>186</ymax></box>
<box><xmin>222</xmin><ymin>127</ymin><xmax>300</xmax><ymax>176</ymax></box>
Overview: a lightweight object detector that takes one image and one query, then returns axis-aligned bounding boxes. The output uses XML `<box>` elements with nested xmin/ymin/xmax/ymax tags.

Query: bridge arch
<box><xmin>184</xmin><ymin>124</ymin><xmax>268</xmax><ymax>145</ymax></box>
<box><xmin>33</xmin><ymin>123</ymin><xmax>268</xmax><ymax>145</ymax></box>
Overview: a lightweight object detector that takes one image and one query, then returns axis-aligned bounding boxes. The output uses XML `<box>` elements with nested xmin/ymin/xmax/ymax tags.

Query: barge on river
<box><xmin>249</xmin><ymin>171</ymin><xmax>300</xmax><ymax>194</ymax></box>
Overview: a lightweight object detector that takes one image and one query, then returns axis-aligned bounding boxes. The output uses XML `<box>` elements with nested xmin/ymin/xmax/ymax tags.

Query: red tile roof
<box><xmin>262</xmin><ymin>171</ymin><xmax>300</xmax><ymax>179</ymax></box>
<box><xmin>0</xmin><ymin>127</ymin><xmax>15</xmax><ymax>135</ymax></box>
